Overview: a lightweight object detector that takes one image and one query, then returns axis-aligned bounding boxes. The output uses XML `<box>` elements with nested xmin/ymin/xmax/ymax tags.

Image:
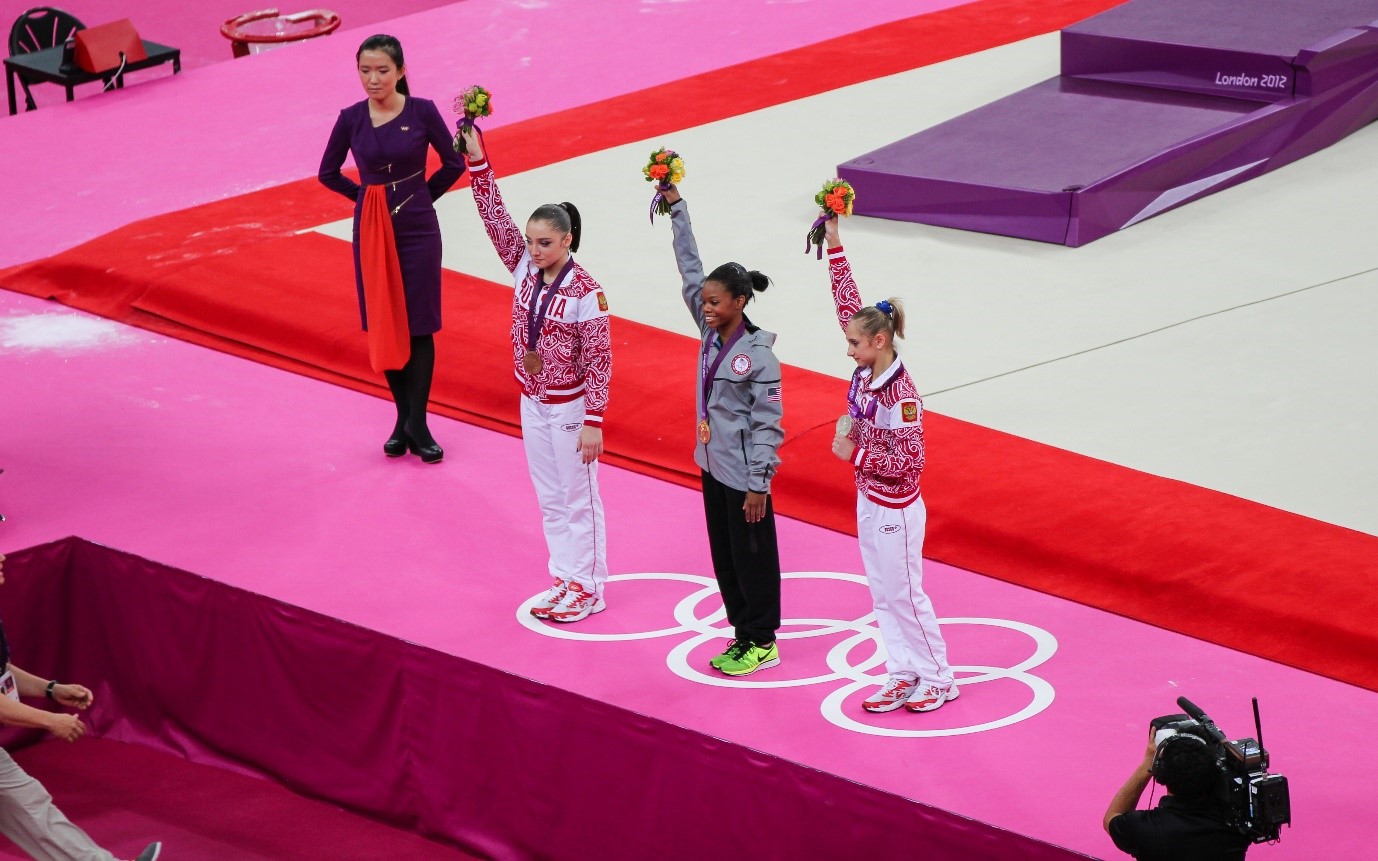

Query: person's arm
<box><xmin>422</xmin><ymin>99</ymin><xmax>466</xmax><ymax>201</ymax></box>
<box><xmin>661</xmin><ymin>185</ymin><xmax>709</xmax><ymax>335</ymax></box>
<box><xmin>743</xmin><ymin>350</ymin><xmax>784</xmax><ymax>522</ymax></box>
<box><xmin>9</xmin><ymin>664</ymin><xmax>93</xmax><ymax>709</ymax></box>
<box><xmin>0</xmin><ymin>664</ymin><xmax>88</xmax><ymax>741</ymax></box>
<box><xmin>1104</xmin><ymin>730</ymin><xmax>1159</xmax><ymax>833</ymax></box>
<box><xmin>458</xmin><ymin>127</ymin><xmax>525</xmax><ymax>273</ymax></box>
<box><xmin>575</xmin><ymin>280</ymin><xmax>612</xmax><ymax>464</ymax></box>
<box><xmin>822</xmin><ymin>214</ymin><xmax>861</xmax><ymax>332</ymax></box>
<box><xmin>318</xmin><ymin>109</ymin><xmax>361</xmax><ymax>201</ymax></box>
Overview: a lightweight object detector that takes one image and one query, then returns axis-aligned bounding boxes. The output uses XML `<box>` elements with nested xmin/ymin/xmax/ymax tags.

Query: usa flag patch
<box><xmin>767</xmin><ymin>386</ymin><xmax>782</xmax><ymax>402</ymax></box>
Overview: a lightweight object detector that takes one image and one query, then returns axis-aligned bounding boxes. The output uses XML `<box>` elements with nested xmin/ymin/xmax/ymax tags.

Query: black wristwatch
<box><xmin>45</xmin><ymin>680</ymin><xmax>57</xmax><ymax>701</ymax></box>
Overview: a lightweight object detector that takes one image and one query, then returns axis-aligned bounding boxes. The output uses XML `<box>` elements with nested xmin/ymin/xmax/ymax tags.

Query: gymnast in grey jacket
<box><xmin>662</xmin><ymin>185</ymin><xmax>785</xmax><ymax>677</ymax></box>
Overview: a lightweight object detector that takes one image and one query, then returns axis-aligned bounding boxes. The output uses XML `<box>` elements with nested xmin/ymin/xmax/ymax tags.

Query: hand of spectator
<box><xmin>48</xmin><ymin>713</ymin><xmax>86</xmax><ymax>742</ymax></box>
<box><xmin>53</xmin><ymin>684</ymin><xmax>94</xmax><ymax>710</ymax></box>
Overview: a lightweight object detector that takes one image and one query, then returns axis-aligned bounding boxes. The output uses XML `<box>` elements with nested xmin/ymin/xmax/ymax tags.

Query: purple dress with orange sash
<box><xmin>318</xmin><ymin>97</ymin><xmax>465</xmax><ymax>344</ymax></box>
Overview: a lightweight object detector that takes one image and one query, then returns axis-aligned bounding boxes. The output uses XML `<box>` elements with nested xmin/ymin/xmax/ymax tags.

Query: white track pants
<box><xmin>857</xmin><ymin>494</ymin><xmax>952</xmax><ymax>687</ymax></box>
<box><xmin>521</xmin><ymin>395</ymin><xmax>608</xmax><ymax>593</ymax></box>
<box><xmin>0</xmin><ymin>749</ymin><xmax>116</xmax><ymax>861</ymax></box>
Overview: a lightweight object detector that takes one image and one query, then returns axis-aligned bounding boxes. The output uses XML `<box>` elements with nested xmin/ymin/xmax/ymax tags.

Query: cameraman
<box><xmin>1104</xmin><ymin>727</ymin><xmax>1251</xmax><ymax>861</ymax></box>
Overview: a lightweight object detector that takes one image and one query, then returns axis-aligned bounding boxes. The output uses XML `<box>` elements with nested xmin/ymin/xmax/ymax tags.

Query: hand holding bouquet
<box><xmin>643</xmin><ymin>147</ymin><xmax>685</xmax><ymax>223</ymax></box>
<box><xmin>807</xmin><ymin>179</ymin><xmax>855</xmax><ymax>258</ymax></box>
<box><xmin>451</xmin><ymin>85</ymin><xmax>493</xmax><ymax>154</ymax></box>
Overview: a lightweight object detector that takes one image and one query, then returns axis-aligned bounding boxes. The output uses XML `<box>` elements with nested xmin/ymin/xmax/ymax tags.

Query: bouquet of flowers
<box><xmin>807</xmin><ymin>179</ymin><xmax>856</xmax><ymax>258</ymax></box>
<box><xmin>643</xmin><ymin>147</ymin><xmax>685</xmax><ymax>223</ymax></box>
<box><xmin>451</xmin><ymin>85</ymin><xmax>493</xmax><ymax>154</ymax></box>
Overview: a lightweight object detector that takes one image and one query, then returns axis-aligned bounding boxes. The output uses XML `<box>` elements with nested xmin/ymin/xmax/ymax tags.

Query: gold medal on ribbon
<box><xmin>697</xmin><ymin>419</ymin><xmax>711</xmax><ymax>444</ymax></box>
<box><xmin>522</xmin><ymin>350</ymin><xmax>543</xmax><ymax>376</ymax></box>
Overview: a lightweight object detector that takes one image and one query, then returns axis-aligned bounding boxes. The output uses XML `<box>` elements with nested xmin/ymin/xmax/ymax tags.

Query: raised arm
<box><xmin>663</xmin><ymin>186</ymin><xmax>708</xmax><ymax>335</ymax></box>
<box><xmin>459</xmin><ymin>128</ymin><xmax>525</xmax><ymax>273</ymax></box>
<box><xmin>823</xmin><ymin>214</ymin><xmax>861</xmax><ymax>331</ymax></box>
<box><xmin>421</xmin><ymin>98</ymin><xmax>466</xmax><ymax>201</ymax></box>
<box><xmin>318</xmin><ymin>109</ymin><xmax>360</xmax><ymax>201</ymax></box>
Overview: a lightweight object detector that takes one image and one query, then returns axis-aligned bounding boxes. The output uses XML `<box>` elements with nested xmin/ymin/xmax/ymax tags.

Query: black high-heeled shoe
<box><xmin>404</xmin><ymin>422</ymin><xmax>443</xmax><ymax>464</ymax></box>
<box><xmin>383</xmin><ymin>426</ymin><xmax>410</xmax><ymax>458</ymax></box>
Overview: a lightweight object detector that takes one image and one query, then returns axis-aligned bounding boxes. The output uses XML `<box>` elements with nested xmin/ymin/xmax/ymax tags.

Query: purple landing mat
<box><xmin>841</xmin><ymin>0</ymin><xmax>1378</xmax><ymax>245</ymax></box>
<box><xmin>840</xmin><ymin>70</ymin><xmax>1378</xmax><ymax>245</ymax></box>
<box><xmin>0</xmin><ymin>539</ymin><xmax>1089</xmax><ymax>861</ymax></box>
<box><xmin>1063</xmin><ymin>0</ymin><xmax>1378</xmax><ymax>101</ymax></box>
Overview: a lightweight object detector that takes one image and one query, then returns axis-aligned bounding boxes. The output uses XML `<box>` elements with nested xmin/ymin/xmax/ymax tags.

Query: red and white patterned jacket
<box><xmin>468</xmin><ymin>158</ymin><xmax>612</xmax><ymax>427</ymax></box>
<box><xmin>828</xmin><ymin>245</ymin><xmax>924</xmax><ymax>508</ymax></box>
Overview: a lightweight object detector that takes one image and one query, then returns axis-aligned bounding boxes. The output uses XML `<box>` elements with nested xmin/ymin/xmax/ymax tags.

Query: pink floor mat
<box><xmin>0</xmin><ymin>291</ymin><xmax>1367</xmax><ymax>859</ymax></box>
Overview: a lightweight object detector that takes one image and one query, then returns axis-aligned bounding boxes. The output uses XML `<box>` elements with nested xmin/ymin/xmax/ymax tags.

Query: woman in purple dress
<box><xmin>319</xmin><ymin>34</ymin><xmax>465</xmax><ymax>463</ymax></box>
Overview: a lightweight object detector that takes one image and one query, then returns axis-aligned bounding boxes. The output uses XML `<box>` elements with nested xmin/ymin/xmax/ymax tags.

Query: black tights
<box><xmin>383</xmin><ymin>334</ymin><xmax>437</xmax><ymax>447</ymax></box>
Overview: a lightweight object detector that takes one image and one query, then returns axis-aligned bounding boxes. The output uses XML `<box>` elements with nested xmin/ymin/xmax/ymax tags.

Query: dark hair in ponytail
<box><xmin>530</xmin><ymin>202</ymin><xmax>582</xmax><ymax>252</ymax></box>
<box><xmin>357</xmin><ymin>34</ymin><xmax>410</xmax><ymax>96</ymax></box>
<box><xmin>706</xmin><ymin>262</ymin><xmax>770</xmax><ymax>303</ymax></box>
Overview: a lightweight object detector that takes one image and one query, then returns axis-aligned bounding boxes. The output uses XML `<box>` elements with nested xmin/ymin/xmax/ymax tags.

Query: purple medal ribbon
<box><xmin>700</xmin><ymin>320</ymin><xmax>748</xmax><ymax>422</ymax></box>
<box><xmin>806</xmin><ymin>215</ymin><xmax>829</xmax><ymax>259</ymax></box>
<box><xmin>454</xmin><ymin>118</ymin><xmax>487</xmax><ymax>155</ymax></box>
<box><xmin>846</xmin><ymin>369</ymin><xmax>879</xmax><ymax>422</ymax></box>
<box><xmin>649</xmin><ymin>182</ymin><xmax>671</xmax><ymax>225</ymax></box>
<box><xmin>526</xmin><ymin>258</ymin><xmax>575</xmax><ymax>352</ymax></box>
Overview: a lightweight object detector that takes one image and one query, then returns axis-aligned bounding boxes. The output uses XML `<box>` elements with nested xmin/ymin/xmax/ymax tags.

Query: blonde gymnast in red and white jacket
<box><xmin>821</xmin><ymin>215</ymin><xmax>956</xmax><ymax>715</ymax></box>
<box><xmin>459</xmin><ymin>128</ymin><xmax>612</xmax><ymax>623</ymax></box>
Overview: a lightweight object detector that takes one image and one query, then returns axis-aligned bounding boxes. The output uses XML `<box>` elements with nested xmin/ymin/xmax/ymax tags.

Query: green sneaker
<box><xmin>710</xmin><ymin>639</ymin><xmax>748</xmax><ymax>670</ymax></box>
<box><xmin>719</xmin><ymin>641</ymin><xmax>780</xmax><ymax>676</ymax></box>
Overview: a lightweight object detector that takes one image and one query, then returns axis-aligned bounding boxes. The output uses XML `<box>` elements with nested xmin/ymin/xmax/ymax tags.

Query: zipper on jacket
<box><xmin>740</xmin><ymin>430</ymin><xmax>750</xmax><ymax>486</ymax></box>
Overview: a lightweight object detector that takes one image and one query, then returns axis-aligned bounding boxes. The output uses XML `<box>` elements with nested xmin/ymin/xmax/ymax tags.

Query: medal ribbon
<box><xmin>699</xmin><ymin>321</ymin><xmax>748</xmax><ymax>421</ymax></box>
<box><xmin>525</xmin><ymin>258</ymin><xmax>576</xmax><ymax>353</ymax></box>
<box><xmin>846</xmin><ymin>369</ymin><xmax>880</xmax><ymax>422</ymax></box>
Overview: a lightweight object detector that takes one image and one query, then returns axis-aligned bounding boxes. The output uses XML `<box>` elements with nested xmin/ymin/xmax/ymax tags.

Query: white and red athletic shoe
<box><xmin>547</xmin><ymin>581</ymin><xmax>606</xmax><ymax>623</ymax></box>
<box><xmin>862</xmin><ymin>675</ymin><xmax>918</xmax><ymax>713</ymax></box>
<box><xmin>905</xmin><ymin>683</ymin><xmax>960</xmax><ymax>713</ymax></box>
<box><xmin>530</xmin><ymin>578</ymin><xmax>569</xmax><ymax>619</ymax></box>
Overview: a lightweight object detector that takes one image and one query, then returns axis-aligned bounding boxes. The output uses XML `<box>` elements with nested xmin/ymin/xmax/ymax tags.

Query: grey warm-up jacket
<box><xmin>669</xmin><ymin>199</ymin><xmax>784</xmax><ymax>494</ymax></box>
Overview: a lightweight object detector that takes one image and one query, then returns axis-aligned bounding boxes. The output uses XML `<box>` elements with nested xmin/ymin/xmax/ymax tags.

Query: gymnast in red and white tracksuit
<box><xmin>822</xmin><ymin>216</ymin><xmax>956</xmax><ymax>715</ymax></box>
<box><xmin>459</xmin><ymin>128</ymin><xmax>611</xmax><ymax>623</ymax></box>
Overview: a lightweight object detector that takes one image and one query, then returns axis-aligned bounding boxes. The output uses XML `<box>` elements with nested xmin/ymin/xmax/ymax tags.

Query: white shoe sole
<box><xmin>906</xmin><ymin>685</ymin><xmax>960</xmax><ymax>713</ymax></box>
<box><xmin>862</xmin><ymin>696</ymin><xmax>913</xmax><ymax>713</ymax></box>
<box><xmin>548</xmin><ymin>598</ymin><xmax>606</xmax><ymax>623</ymax></box>
<box><xmin>719</xmin><ymin>655</ymin><xmax>780</xmax><ymax>677</ymax></box>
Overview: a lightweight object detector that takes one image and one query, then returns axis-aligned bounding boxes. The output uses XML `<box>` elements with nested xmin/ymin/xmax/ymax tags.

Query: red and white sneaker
<box><xmin>530</xmin><ymin>578</ymin><xmax>569</xmax><ymax>619</ymax></box>
<box><xmin>862</xmin><ymin>675</ymin><xmax>919</xmax><ymax>713</ymax></box>
<box><xmin>547</xmin><ymin>581</ymin><xmax>606</xmax><ymax>623</ymax></box>
<box><xmin>904</xmin><ymin>683</ymin><xmax>960</xmax><ymax>713</ymax></box>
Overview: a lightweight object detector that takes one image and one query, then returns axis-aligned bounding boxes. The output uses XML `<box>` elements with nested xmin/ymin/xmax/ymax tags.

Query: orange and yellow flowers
<box><xmin>817</xmin><ymin>179</ymin><xmax>855</xmax><ymax>217</ymax></box>
<box><xmin>643</xmin><ymin>147</ymin><xmax>686</xmax><ymax>222</ymax></box>
<box><xmin>808</xmin><ymin>179</ymin><xmax>856</xmax><ymax>257</ymax></box>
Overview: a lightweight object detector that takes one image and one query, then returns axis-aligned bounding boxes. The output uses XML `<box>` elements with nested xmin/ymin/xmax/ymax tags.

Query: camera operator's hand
<box><xmin>1141</xmin><ymin>727</ymin><xmax>1158</xmax><ymax>768</ymax></box>
<box><xmin>1104</xmin><ymin>728</ymin><xmax>1157</xmax><ymax>834</ymax></box>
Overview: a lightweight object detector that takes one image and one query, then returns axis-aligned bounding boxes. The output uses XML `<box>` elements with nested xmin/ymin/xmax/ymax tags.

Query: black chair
<box><xmin>8</xmin><ymin>7</ymin><xmax>85</xmax><ymax>111</ymax></box>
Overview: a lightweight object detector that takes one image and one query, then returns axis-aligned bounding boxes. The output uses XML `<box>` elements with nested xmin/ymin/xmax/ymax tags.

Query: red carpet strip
<box><xmin>5</xmin><ymin>0</ymin><xmax>1376</xmax><ymax>693</ymax></box>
